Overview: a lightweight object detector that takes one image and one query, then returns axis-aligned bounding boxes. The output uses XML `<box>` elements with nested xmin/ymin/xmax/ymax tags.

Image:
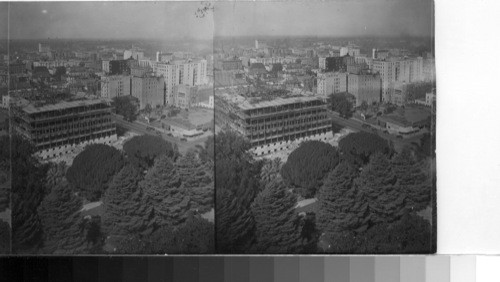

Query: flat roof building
<box><xmin>12</xmin><ymin>99</ymin><xmax>117</xmax><ymax>159</ymax></box>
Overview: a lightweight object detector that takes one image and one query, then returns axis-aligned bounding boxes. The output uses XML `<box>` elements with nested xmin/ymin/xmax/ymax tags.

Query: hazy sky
<box><xmin>215</xmin><ymin>0</ymin><xmax>434</xmax><ymax>37</ymax></box>
<box><xmin>0</xmin><ymin>2</ymin><xmax>213</xmax><ymax>40</ymax></box>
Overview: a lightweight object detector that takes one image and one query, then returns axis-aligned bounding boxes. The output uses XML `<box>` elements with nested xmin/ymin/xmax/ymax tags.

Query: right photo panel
<box><xmin>214</xmin><ymin>0</ymin><xmax>436</xmax><ymax>254</ymax></box>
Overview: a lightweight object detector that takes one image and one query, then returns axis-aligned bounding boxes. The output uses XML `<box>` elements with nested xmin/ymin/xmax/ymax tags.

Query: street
<box><xmin>330</xmin><ymin>114</ymin><xmax>423</xmax><ymax>152</ymax></box>
<box><xmin>112</xmin><ymin>114</ymin><xmax>211</xmax><ymax>154</ymax></box>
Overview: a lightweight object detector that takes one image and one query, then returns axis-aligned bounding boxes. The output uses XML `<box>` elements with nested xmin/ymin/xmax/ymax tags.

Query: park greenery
<box><xmin>9</xmin><ymin>133</ymin><xmax>214</xmax><ymax>254</ymax></box>
<box><xmin>216</xmin><ymin>128</ymin><xmax>436</xmax><ymax>254</ymax></box>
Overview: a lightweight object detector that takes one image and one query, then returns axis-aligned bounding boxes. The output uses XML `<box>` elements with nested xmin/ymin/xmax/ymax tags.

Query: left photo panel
<box><xmin>0</xmin><ymin>2</ymin><xmax>11</xmax><ymax>254</ymax></box>
<box><xmin>6</xmin><ymin>1</ymin><xmax>215</xmax><ymax>254</ymax></box>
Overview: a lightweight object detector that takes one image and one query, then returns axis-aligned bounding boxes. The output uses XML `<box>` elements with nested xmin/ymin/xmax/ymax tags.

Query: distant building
<box><xmin>131</xmin><ymin>75</ymin><xmax>164</xmax><ymax>109</ymax></box>
<box><xmin>107</xmin><ymin>60</ymin><xmax>130</xmax><ymax>75</ymax></box>
<box><xmin>153</xmin><ymin>59</ymin><xmax>208</xmax><ymax>105</ymax></box>
<box><xmin>340</xmin><ymin>45</ymin><xmax>360</xmax><ymax>57</ymax></box>
<box><xmin>317</xmin><ymin>72</ymin><xmax>347</xmax><ymax>97</ymax></box>
<box><xmin>123</xmin><ymin>50</ymin><xmax>144</xmax><ymax>61</ymax></box>
<box><xmin>38</xmin><ymin>43</ymin><xmax>50</xmax><ymax>53</ymax></box>
<box><xmin>12</xmin><ymin>99</ymin><xmax>117</xmax><ymax>159</ymax></box>
<box><xmin>100</xmin><ymin>75</ymin><xmax>131</xmax><ymax>99</ymax></box>
<box><xmin>216</xmin><ymin>59</ymin><xmax>242</xmax><ymax>71</ymax></box>
<box><xmin>173</xmin><ymin>84</ymin><xmax>198</xmax><ymax>109</ymax></box>
<box><xmin>347</xmin><ymin>71</ymin><xmax>382</xmax><ymax>106</ymax></box>
<box><xmin>372</xmin><ymin>57</ymin><xmax>424</xmax><ymax>102</ymax></box>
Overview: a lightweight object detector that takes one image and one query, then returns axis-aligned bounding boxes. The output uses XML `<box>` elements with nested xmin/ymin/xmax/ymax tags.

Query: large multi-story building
<box><xmin>347</xmin><ymin>71</ymin><xmax>382</xmax><ymax>106</ymax></box>
<box><xmin>173</xmin><ymin>84</ymin><xmax>198</xmax><ymax>109</ymax></box>
<box><xmin>216</xmin><ymin>93</ymin><xmax>331</xmax><ymax>155</ymax></box>
<box><xmin>12</xmin><ymin>99</ymin><xmax>117</xmax><ymax>159</ymax></box>
<box><xmin>100</xmin><ymin>75</ymin><xmax>131</xmax><ymax>99</ymax></box>
<box><xmin>317</xmin><ymin>72</ymin><xmax>347</xmax><ymax>98</ymax></box>
<box><xmin>372</xmin><ymin>57</ymin><xmax>424</xmax><ymax>102</ymax></box>
<box><xmin>131</xmin><ymin>75</ymin><xmax>164</xmax><ymax>109</ymax></box>
<box><xmin>153</xmin><ymin>59</ymin><xmax>208</xmax><ymax>105</ymax></box>
<box><xmin>103</xmin><ymin>59</ymin><xmax>130</xmax><ymax>75</ymax></box>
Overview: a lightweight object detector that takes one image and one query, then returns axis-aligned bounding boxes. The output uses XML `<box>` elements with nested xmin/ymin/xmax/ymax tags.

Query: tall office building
<box><xmin>100</xmin><ymin>75</ymin><xmax>131</xmax><ymax>99</ymax></box>
<box><xmin>131</xmin><ymin>75</ymin><xmax>165</xmax><ymax>109</ymax></box>
<box><xmin>347</xmin><ymin>71</ymin><xmax>382</xmax><ymax>106</ymax></box>
<box><xmin>372</xmin><ymin>57</ymin><xmax>424</xmax><ymax>102</ymax></box>
<box><xmin>153</xmin><ymin>59</ymin><xmax>208</xmax><ymax>105</ymax></box>
<box><xmin>317</xmin><ymin>72</ymin><xmax>348</xmax><ymax>97</ymax></box>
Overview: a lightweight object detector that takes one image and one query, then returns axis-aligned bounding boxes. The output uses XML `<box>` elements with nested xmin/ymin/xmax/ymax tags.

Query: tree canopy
<box><xmin>37</xmin><ymin>181</ymin><xmax>88</xmax><ymax>254</ymax></box>
<box><xmin>176</xmin><ymin>150</ymin><xmax>213</xmax><ymax>213</ymax></box>
<box><xmin>215</xmin><ymin>130</ymin><xmax>261</xmax><ymax>252</ymax></box>
<box><xmin>330</xmin><ymin>92</ymin><xmax>354</xmax><ymax>119</ymax></box>
<box><xmin>140</xmin><ymin>155</ymin><xmax>190</xmax><ymax>227</ymax></box>
<box><xmin>66</xmin><ymin>144</ymin><xmax>125</xmax><ymax>201</ymax></box>
<box><xmin>123</xmin><ymin>135</ymin><xmax>178</xmax><ymax>171</ymax></box>
<box><xmin>102</xmin><ymin>165</ymin><xmax>154</xmax><ymax>237</ymax></box>
<box><xmin>250</xmin><ymin>179</ymin><xmax>304</xmax><ymax>253</ymax></box>
<box><xmin>338</xmin><ymin>131</ymin><xmax>392</xmax><ymax>166</ymax></box>
<box><xmin>316</xmin><ymin>161</ymin><xmax>364</xmax><ymax>234</ymax></box>
<box><xmin>281</xmin><ymin>140</ymin><xmax>339</xmax><ymax>198</ymax></box>
<box><xmin>113</xmin><ymin>96</ymin><xmax>139</xmax><ymax>122</ymax></box>
<box><xmin>9</xmin><ymin>134</ymin><xmax>48</xmax><ymax>252</ymax></box>
<box><xmin>0</xmin><ymin>220</ymin><xmax>10</xmax><ymax>254</ymax></box>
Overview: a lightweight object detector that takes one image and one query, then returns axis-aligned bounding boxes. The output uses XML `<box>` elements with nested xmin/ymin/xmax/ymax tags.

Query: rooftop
<box><xmin>22</xmin><ymin>99</ymin><xmax>108</xmax><ymax>114</ymax></box>
<box><xmin>239</xmin><ymin>95</ymin><xmax>322</xmax><ymax>110</ymax></box>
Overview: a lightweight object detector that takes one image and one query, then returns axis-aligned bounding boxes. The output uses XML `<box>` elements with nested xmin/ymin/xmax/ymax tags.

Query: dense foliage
<box><xmin>323</xmin><ymin>212</ymin><xmax>432</xmax><ymax>254</ymax></box>
<box><xmin>140</xmin><ymin>155</ymin><xmax>190</xmax><ymax>227</ymax></box>
<box><xmin>37</xmin><ymin>181</ymin><xmax>89</xmax><ymax>254</ymax></box>
<box><xmin>113</xmin><ymin>96</ymin><xmax>139</xmax><ymax>122</ymax></box>
<box><xmin>316</xmin><ymin>161</ymin><xmax>363</xmax><ymax>233</ymax></box>
<box><xmin>147</xmin><ymin>215</ymin><xmax>214</xmax><ymax>254</ymax></box>
<box><xmin>176</xmin><ymin>151</ymin><xmax>213</xmax><ymax>213</ymax></box>
<box><xmin>0</xmin><ymin>220</ymin><xmax>10</xmax><ymax>254</ymax></box>
<box><xmin>250</xmin><ymin>179</ymin><xmax>304</xmax><ymax>253</ymax></box>
<box><xmin>66</xmin><ymin>144</ymin><xmax>125</xmax><ymax>201</ymax></box>
<box><xmin>281</xmin><ymin>141</ymin><xmax>339</xmax><ymax>197</ymax></box>
<box><xmin>330</xmin><ymin>93</ymin><xmax>354</xmax><ymax>118</ymax></box>
<box><xmin>123</xmin><ymin>135</ymin><xmax>178</xmax><ymax>171</ymax></box>
<box><xmin>338</xmin><ymin>131</ymin><xmax>392</xmax><ymax>166</ymax></box>
<box><xmin>101</xmin><ymin>165</ymin><xmax>154</xmax><ymax>237</ymax></box>
<box><xmin>215</xmin><ymin>130</ymin><xmax>261</xmax><ymax>253</ymax></box>
<box><xmin>9</xmin><ymin>135</ymin><xmax>48</xmax><ymax>253</ymax></box>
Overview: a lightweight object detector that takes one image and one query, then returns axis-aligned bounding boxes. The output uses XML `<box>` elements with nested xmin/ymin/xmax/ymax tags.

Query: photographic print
<box><xmin>214</xmin><ymin>0</ymin><xmax>436</xmax><ymax>254</ymax></box>
<box><xmin>3</xmin><ymin>1</ymin><xmax>215</xmax><ymax>254</ymax></box>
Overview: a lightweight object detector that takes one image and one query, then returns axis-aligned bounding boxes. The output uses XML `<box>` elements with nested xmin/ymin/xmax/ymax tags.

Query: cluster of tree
<box><xmin>281</xmin><ymin>141</ymin><xmax>340</xmax><ymax>198</ymax></box>
<box><xmin>330</xmin><ymin>93</ymin><xmax>354</xmax><ymax>119</ymax></box>
<box><xmin>112</xmin><ymin>96</ymin><xmax>139</xmax><ymax>122</ymax></box>
<box><xmin>123</xmin><ymin>135</ymin><xmax>178</xmax><ymax>172</ymax></box>
<box><xmin>215</xmin><ymin>130</ymin><xmax>317</xmax><ymax>253</ymax></box>
<box><xmin>9</xmin><ymin>134</ymin><xmax>49</xmax><ymax>253</ymax></box>
<box><xmin>66</xmin><ymin>144</ymin><xmax>125</xmax><ymax>201</ymax></box>
<box><xmin>0</xmin><ymin>136</ymin><xmax>10</xmax><ymax>212</ymax></box>
<box><xmin>10</xmin><ymin>132</ymin><xmax>214</xmax><ymax>254</ymax></box>
<box><xmin>316</xmin><ymin>148</ymin><xmax>433</xmax><ymax>253</ymax></box>
<box><xmin>0</xmin><ymin>220</ymin><xmax>10</xmax><ymax>254</ymax></box>
<box><xmin>338</xmin><ymin>131</ymin><xmax>393</xmax><ymax>166</ymax></box>
<box><xmin>101</xmin><ymin>149</ymin><xmax>214</xmax><ymax>254</ymax></box>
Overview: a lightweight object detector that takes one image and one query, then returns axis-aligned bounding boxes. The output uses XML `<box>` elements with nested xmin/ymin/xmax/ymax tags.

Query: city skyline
<box><xmin>0</xmin><ymin>2</ymin><xmax>213</xmax><ymax>40</ymax></box>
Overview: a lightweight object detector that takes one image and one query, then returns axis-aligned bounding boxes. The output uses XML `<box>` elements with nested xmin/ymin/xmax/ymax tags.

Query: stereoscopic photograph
<box><xmin>1</xmin><ymin>0</ymin><xmax>436</xmax><ymax>255</ymax></box>
<box><xmin>2</xmin><ymin>1</ymin><xmax>215</xmax><ymax>254</ymax></box>
<box><xmin>213</xmin><ymin>0</ymin><xmax>436</xmax><ymax>254</ymax></box>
